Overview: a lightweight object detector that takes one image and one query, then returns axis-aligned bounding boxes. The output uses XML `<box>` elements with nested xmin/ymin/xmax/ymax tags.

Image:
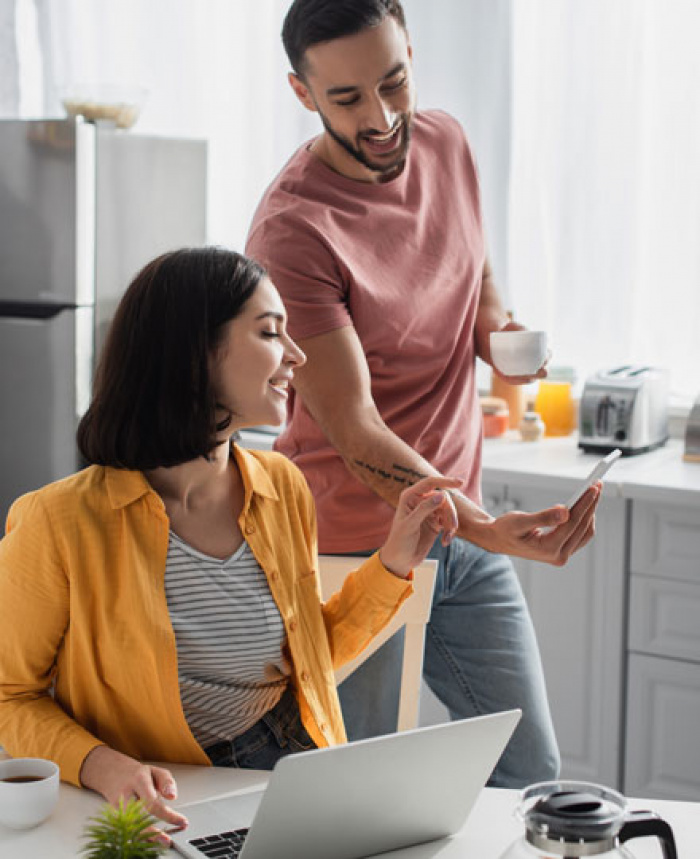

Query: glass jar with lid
<box><xmin>481</xmin><ymin>396</ymin><xmax>510</xmax><ymax>438</ymax></box>
<box><xmin>519</xmin><ymin>406</ymin><xmax>545</xmax><ymax>442</ymax></box>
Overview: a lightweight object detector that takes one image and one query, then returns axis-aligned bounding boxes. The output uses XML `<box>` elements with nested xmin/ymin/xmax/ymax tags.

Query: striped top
<box><xmin>164</xmin><ymin>532</ymin><xmax>291</xmax><ymax>749</ymax></box>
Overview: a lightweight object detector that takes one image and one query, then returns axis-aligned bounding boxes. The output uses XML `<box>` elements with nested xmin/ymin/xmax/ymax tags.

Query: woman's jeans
<box><xmin>204</xmin><ymin>686</ymin><xmax>316</xmax><ymax>770</ymax></box>
<box><xmin>337</xmin><ymin>537</ymin><xmax>560</xmax><ymax>788</ymax></box>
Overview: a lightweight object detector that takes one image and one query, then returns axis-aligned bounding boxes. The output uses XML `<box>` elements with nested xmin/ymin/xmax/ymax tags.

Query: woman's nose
<box><xmin>285</xmin><ymin>338</ymin><xmax>306</xmax><ymax>367</ymax></box>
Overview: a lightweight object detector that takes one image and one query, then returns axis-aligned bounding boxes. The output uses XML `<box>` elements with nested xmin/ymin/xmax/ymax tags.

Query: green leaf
<box><xmin>80</xmin><ymin>797</ymin><xmax>168</xmax><ymax>858</ymax></box>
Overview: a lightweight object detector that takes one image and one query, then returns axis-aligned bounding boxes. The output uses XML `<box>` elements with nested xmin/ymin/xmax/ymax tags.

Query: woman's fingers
<box><xmin>407</xmin><ymin>491</ymin><xmax>447</xmax><ymax>527</ymax></box>
<box><xmin>404</xmin><ymin>486</ymin><xmax>458</xmax><ymax>543</ymax></box>
<box><xmin>142</xmin><ymin>795</ymin><xmax>188</xmax><ymax>830</ymax></box>
<box><xmin>405</xmin><ymin>476</ymin><xmax>462</xmax><ymax>497</ymax></box>
<box><xmin>400</xmin><ymin>478</ymin><xmax>461</xmax><ymax>523</ymax></box>
<box><xmin>145</xmin><ymin>824</ymin><xmax>174</xmax><ymax>849</ymax></box>
<box><xmin>133</xmin><ymin>768</ymin><xmax>188</xmax><ymax>829</ymax></box>
<box><xmin>151</xmin><ymin>766</ymin><xmax>178</xmax><ymax>802</ymax></box>
<box><xmin>380</xmin><ymin>478</ymin><xmax>464</xmax><ymax>576</ymax></box>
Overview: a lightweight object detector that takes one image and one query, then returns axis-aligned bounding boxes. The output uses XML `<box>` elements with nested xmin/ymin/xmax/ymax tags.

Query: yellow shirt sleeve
<box><xmin>0</xmin><ymin>493</ymin><xmax>103</xmax><ymax>785</ymax></box>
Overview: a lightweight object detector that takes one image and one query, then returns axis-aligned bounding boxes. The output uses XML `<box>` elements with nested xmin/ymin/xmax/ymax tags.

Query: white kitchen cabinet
<box><xmin>419</xmin><ymin>476</ymin><xmax>628</xmax><ymax>788</ymax></box>
<box><xmin>624</xmin><ymin>654</ymin><xmax>700</xmax><ymax>800</ymax></box>
<box><xmin>624</xmin><ymin>500</ymin><xmax>700</xmax><ymax>801</ymax></box>
<box><xmin>482</xmin><ymin>480</ymin><xmax>628</xmax><ymax>788</ymax></box>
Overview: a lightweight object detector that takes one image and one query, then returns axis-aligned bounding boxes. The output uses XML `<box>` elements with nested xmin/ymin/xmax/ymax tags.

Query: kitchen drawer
<box><xmin>630</xmin><ymin>501</ymin><xmax>700</xmax><ymax>583</ymax></box>
<box><xmin>624</xmin><ymin>653</ymin><xmax>700</xmax><ymax>801</ymax></box>
<box><xmin>629</xmin><ymin>575</ymin><xmax>700</xmax><ymax>662</ymax></box>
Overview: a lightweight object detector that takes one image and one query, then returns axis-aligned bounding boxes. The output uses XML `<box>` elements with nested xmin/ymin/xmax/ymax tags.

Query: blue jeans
<box><xmin>204</xmin><ymin>686</ymin><xmax>316</xmax><ymax>770</ymax></box>
<box><xmin>337</xmin><ymin>537</ymin><xmax>560</xmax><ymax>787</ymax></box>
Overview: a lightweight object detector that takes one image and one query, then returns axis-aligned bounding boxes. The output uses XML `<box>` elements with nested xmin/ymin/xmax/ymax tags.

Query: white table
<box><xmin>0</xmin><ymin>764</ymin><xmax>696</xmax><ymax>857</ymax></box>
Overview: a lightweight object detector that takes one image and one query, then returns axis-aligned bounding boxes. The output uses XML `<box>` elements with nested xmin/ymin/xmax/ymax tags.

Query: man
<box><xmin>246</xmin><ymin>0</ymin><xmax>599</xmax><ymax>787</ymax></box>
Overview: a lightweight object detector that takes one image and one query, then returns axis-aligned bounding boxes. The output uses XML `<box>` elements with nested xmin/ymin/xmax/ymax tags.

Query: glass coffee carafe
<box><xmin>499</xmin><ymin>781</ymin><xmax>677</xmax><ymax>859</ymax></box>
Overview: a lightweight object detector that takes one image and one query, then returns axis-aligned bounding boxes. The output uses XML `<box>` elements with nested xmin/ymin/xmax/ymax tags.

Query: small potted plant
<box><xmin>81</xmin><ymin>797</ymin><xmax>167</xmax><ymax>858</ymax></box>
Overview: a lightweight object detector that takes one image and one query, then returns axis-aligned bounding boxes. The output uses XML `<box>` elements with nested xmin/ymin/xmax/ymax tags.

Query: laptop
<box><xmin>170</xmin><ymin>708</ymin><xmax>521</xmax><ymax>859</ymax></box>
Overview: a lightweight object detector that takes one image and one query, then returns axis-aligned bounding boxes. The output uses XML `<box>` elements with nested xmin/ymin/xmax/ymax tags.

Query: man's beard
<box><xmin>318</xmin><ymin>108</ymin><xmax>413</xmax><ymax>177</ymax></box>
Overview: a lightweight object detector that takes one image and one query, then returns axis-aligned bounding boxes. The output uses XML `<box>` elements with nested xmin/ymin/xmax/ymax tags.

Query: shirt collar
<box><xmin>232</xmin><ymin>444</ymin><xmax>279</xmax><ymax>506</ymax></box>
<box><xmin>104</xmin><ymin>467</ymin><xmax>159</xmax><ymax>510</ymax></box>
<box><xmin>103</xmin><ymin>444</ymin><xmax>279</xmax><ymax>511</ymax></box>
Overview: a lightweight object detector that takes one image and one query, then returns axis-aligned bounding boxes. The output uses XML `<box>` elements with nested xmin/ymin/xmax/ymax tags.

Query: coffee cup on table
<box><xmin>490</xmin><ymin>330</ymin><xmax>548</xmax><ymax>377</ymax></box>
<box><xmin>0</xmin><ymin>758</ymin><xmax>59</xmax><ymax>829</ymax></box>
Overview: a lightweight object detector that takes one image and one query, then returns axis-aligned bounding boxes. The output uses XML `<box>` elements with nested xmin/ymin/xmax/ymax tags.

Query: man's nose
<box><xmin>363</xmin><ymin>95</ymin><xmax>394</xmax><ymax>133</ymax></box>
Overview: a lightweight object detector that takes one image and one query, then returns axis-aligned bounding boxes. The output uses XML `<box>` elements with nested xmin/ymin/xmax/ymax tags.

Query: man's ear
<box><xmin>288</xmin><ymin>72</ymin><xmax>317</xmax><ymax>113</ymax></box>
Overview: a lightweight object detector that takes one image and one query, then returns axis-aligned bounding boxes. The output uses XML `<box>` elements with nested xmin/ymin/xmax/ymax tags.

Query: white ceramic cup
<box><xmin>0</xmin><ymin>758</ymin><xmax>60</xmax><ymax>829</ymax></box>
<box><xmin>490</xmin><ymin>330</ymin><xmax>548</xmax><ymax>377</ymax></box>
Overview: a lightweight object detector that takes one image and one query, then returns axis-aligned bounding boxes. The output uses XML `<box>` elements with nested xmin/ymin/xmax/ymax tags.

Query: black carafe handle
<box><xmin>618</xmin><ymin>810</ymin><xmax>677</xmax><ymax>859</ymax></box>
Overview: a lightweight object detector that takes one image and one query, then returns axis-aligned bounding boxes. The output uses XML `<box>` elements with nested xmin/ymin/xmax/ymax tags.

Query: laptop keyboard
<box><xmin>188</xmin><ymin>828</ymin><xmax>250</xmax><ymax>858</ymax></box>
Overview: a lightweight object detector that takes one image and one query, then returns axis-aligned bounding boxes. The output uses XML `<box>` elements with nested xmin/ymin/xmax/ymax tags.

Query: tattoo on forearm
<box><xmin>353</xmin><ymin>459</ymin><xmax>429</xmax><ymax>486</ymax></box>
<box><xmin>392</xmin><ymin>464</ymin><xmax>427</xmax><ymax>480</ymax></box>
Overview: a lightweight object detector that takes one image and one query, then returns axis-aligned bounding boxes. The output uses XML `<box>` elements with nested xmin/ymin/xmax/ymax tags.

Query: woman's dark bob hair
<box><xmin>77</xmin><ymin>247</ymin><xmax>265</xmax><ymax>470</ymax></box>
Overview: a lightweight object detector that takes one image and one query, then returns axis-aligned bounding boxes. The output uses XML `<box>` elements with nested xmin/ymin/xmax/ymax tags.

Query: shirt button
<box><xmin>288</xmin><ymin>619</ymin><xmax>297</xmax><ymax>632</ymax></box>
<box><xmin>269</xmin><ymin>571</ymin><xmax>278</xmax><ymax>582</ymax></box>
<box><xmin>319</xmin><ymin>722</ymin><xmax>328</xmax><ymax>733</ymax></box>
<box><xmin>300</xmin><ymin>671</ymin><xmax>310</xmax><ymax>682</ymax></box>
<box><xmin>244</xmin><ymin>523</ymin><xmax>255</xmax><ymax>535</ymax></box>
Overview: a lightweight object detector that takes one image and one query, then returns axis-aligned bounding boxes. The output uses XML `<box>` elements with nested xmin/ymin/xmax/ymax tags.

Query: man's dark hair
<box><xmin>282</xmin><ymin>0</ymin><xmax>407</xmax><ymax>78</ymax></box>
<box><xmin>77</xmin><ymin>247</ymin><xmax>264</xmax><ymax>470</ymax></box>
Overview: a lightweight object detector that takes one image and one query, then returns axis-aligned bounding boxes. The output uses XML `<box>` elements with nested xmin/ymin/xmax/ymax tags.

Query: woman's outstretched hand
<box><xmin>379</xmin><ymin>476</ymin><xmax>462</xmax><ymax>578</ymax></box>
<box><xmin>80</xmin><ymin>745</ymin><xmax>188</xmax><ymax>847</ymax></box>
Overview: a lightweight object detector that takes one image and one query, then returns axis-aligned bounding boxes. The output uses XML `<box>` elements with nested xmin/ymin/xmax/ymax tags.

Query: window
<box><xmin>410</xmin><ymin>0</ymin><xmax>700</xmax><ymax>401</ymax></box>
<box><xmin>9</xmin><ymin>0</ymin><xmax>700</xmax><ymax>401</ymax></box>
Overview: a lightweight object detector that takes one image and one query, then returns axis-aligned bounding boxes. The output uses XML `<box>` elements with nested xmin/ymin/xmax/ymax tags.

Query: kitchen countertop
<box><xmin>481</xmin><ymin>434</ymin><xmax>700</xmax><ymax>508</ymax></box>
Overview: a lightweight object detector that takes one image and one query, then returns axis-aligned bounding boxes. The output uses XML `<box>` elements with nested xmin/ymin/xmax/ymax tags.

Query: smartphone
<box><xmin>565</xmin><ymin>448</ymin><xmax>622</xmax><ymax>509</ymax></box>
<box><xmin>539</xmin><ymin>448</ymin><xmax>621</xmax><ymax>535</ymax></box>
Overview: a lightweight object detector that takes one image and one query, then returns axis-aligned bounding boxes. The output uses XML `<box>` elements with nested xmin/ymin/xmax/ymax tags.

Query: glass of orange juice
<box><xmin>534</xmin><ymin>367</ymin><xmax>577</xmax><ymax>436</ymax></box>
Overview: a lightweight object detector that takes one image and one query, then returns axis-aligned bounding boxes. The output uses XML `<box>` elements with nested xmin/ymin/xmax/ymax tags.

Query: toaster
<box><xmin>578</xmin><ymin>365</ymin><xmax>670</xmax><ymax>455</ymax></box>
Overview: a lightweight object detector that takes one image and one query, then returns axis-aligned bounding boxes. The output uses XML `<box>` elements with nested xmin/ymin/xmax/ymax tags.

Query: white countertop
<box><xmin>481</xmin><ymin>434</ymin><xmax>700</xmax><ymax>508</ymax></box>
<box><xmin>1</xmin><ymin>765</ymin><xmax>696</xmax><ymax>858</ymax></box>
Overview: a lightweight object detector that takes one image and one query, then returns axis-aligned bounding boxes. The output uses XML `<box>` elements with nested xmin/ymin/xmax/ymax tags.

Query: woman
<box><xmin>0</xmin><ymin>248</ymin><xmax>458</xmax><ymax>835</ymax></box>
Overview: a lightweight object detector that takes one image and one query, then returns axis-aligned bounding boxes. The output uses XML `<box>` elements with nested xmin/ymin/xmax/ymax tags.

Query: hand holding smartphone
<box><xmin>564</xmin><ymin>448</ymin><xmax>622</xmax><ymax>510</ymax></box>
<box><xmin>538</xmin><ymin>449</ymin><xmax>621</xmax><ymax>535</ymax></box>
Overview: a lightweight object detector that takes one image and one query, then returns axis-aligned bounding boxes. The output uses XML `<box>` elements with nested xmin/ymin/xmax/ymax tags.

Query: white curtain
<box><xmin>507</xmin><ymin>0</ymin><xmax>700</xmax><ymax>399</ymax></box>
<box><xmin>7</xmin><ymin>0</ymin><xmax>700</xmax><ymax>399</ymax></box>
<box><xmin>408</xmin><ymin>0</ymin><xmax>700</xmax><ymax>399</ymax></box>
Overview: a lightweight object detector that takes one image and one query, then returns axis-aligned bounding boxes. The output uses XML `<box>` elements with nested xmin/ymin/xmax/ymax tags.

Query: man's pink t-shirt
<box><xmin>246</xmin><ymin>110</ymin><xmax>486</xmax><ymax>553</ymax></box>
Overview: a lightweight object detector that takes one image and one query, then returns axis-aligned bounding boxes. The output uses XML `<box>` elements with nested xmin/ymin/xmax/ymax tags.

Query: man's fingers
<box><xmin>522</xmin><ymin>505</ymin><xmax>569</xmax><ymax>535</ymax></box>
<box><xmin>559</xmin><ymin>488</ymin><xmax>600</xmax><ymax>557</ymax></box>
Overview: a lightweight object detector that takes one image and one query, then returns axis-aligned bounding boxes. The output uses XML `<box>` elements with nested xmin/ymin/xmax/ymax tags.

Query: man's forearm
<box><xmin>320</xmin><ymin>409</ymin><xmax>493</xmax><ymax>544</ymax></box>
<box><xmin>290</xmin><ymin>326</ymin><xmax>494</xmax><ymax>546</ymax></box>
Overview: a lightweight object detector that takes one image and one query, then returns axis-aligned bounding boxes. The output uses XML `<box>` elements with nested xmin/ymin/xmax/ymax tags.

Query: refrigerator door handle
<box><xmin>0</xmin><ymin>300</ymin><xmax>77</xmax><ymax>320</ymax></box>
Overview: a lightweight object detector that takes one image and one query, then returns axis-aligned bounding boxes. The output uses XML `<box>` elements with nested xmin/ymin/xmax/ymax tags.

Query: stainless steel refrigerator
<box><xmin>0</xmin><ymin>118</ymin><xmax>207</xmax><ymax>524</ymax></box>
